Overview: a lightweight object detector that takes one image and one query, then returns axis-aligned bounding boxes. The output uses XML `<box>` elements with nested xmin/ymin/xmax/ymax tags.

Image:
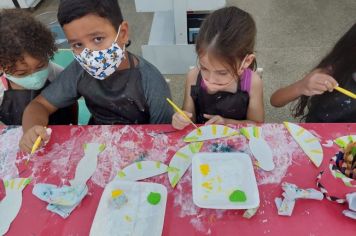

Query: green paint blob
<box><xmin>147</xmin><ymin>192</ymin><xmax>161</xmax><ymax>205</ymax></box>
<box><xmin>229</xmin><ymin>190</ymin><xmax>247</xmax><ymax>202</ymax></box>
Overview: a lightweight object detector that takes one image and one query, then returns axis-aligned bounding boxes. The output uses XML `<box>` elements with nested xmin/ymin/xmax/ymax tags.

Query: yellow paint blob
<box><xmin>112</xmin><ymin>189</ymin><xmax>124</xmax><ymax>198</ymax></box>
<box><xmin>202</xmin><ymin>181</ymin><xmax>213</xmax><ymax>190</ymax></box>
<box><xmin>200</xmin><ymin>164</ymin><xmax>210</xmax><ymax>176</ymax></box>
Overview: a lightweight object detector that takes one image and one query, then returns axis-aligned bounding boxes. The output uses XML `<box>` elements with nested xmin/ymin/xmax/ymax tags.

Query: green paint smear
<box><xmin>253</xmin><ymin>127</ymin><xmax>259</xmax><ymax>138</ymax></box>
<box><xmin>184</xmin><ymin>136</ymin><xmax>198</xmax><ymax>142</ymax></box>
<box><xmin>189</xmin><ymin>142</ymin><xmax>203</xmax><ymax>153</ymax></box>
<box><xmin>335</xmin><ymin>139</ymin><xmax>346</xmax><ymax>148</ymax></box>
<box><xmin>229</xmin><ymin>190</ymin><xmax>247</xmax><ymax>202</ymax></box>
<box><xmin>136</xmin><ymin>162</ymin><xmax>143</xmax><ymax>170</ymax></box>
<box><xmin>147</xmin><ymin>192</ymin><xmax>161</xmax><ymax>205</ymax></box>
<box><xmin>351</xmin><ymin>147</ymin><xmax>356</xmax><ymax>156</ymax></box>
<box><xmin>171</xmin><ymin>174</ymin><xmax>179</xmax><ymax>187</ymax></box>
<box><xmin>335</xmin><ymin>172</ymin><xmax>345</xmax><ymax>179</ymax></box>
<box><xmin>117</xmin><ymin>171</ymin><xmax>126</xmax><ymax>178</ymax></box>
<box><xmin>167</xmin><ymin>166</ymin><xmax>180</xmax><ymax>173</ymax></box>
<box><xmin>240</xmin><ymin>128</ymin><xmax>250</xmax><ymax>139</ymax></box>
<box><xmin>345</xmin><ymin>181</ymin><xmax>353</xmax><ymax>187</ymax></box>
<box><xmin>24</xmin><ymin>178</ymin><xmax>31</xmax><ymax>186</ymax></box>
<box><xmin>99</xmin><ymin>144</ymin><xmax>106</xmax><ymax>152</ymax></box>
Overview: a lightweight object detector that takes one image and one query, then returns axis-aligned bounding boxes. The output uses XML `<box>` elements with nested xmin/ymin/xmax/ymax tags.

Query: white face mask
<box><xmin>73</xmin><ymin>26</ymin><xmax>125</xmax><ymax>80</ymax></box>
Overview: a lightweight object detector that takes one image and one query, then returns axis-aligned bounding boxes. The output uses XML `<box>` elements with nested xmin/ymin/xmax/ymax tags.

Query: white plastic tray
<box><xmin>192</xmin><ymin>152</ymin><xmax>259</xmax><ymax>209</ymax></box>
<box><xmin>90</xmin><ymin>180</ymin><xmax>167</xmax><ymax>236</ymax></box>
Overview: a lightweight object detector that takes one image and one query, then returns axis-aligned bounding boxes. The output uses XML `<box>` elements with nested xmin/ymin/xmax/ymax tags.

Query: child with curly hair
<box><xmin>0</xmin><ymin>9</ymin><xmax>77</xmax><ymax>125</ymax></box>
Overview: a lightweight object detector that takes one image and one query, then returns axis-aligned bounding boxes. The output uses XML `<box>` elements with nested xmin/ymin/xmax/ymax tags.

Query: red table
<box><xmin>0</xmin><ymin>124</ymin><xmax>355</xmax><ymax>235</ymax></box>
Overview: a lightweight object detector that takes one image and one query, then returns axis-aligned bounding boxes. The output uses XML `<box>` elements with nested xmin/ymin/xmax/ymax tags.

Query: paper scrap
<box><xmin>275</xmin><ymin>182</ymin><xmax>323</xmax><ymax>216</ymax></box>
<box><xmin>284</xmin><ymin>122</ymin><xmax>323</xmax><ymax>167</ymax></box>
<box><xmin>0</xmin><ymin>178</ymin><xmax>31</xmax><ymax>235</ymax></box>
<box><xmin>168</xmin><ymin>142</ymin><xmax>203</xmax><ymax>188</ymax></box>
<box><xmin>69</xmin><ymin>143</ymin><xmax>105</xmax><ymax>186</ymax></box>
<box><xmin>243</xmin><ymin>206</ymin><xmax>259</xmax><ymax>219</ymax></box>
<box><xmin>32</xmin><ymin>183</ymin><xmax>88</xmax><ymax>219</ymax></box>
<box><xmin>240</xmin><ymin>126</ymin><xmax>275</xmax><ymax>171</ymax></box>
<box><xmin>344</xmin><ymin>192</ymin><xmax>356</xmax><ymax>220</ymax></box>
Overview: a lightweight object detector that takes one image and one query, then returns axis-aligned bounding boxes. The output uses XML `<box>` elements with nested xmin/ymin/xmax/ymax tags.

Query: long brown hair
<box><xmin>292</xmin><ymin>23</ymin><xmax>356</xmax><ymax>120</ymax></box>
<box><xmin>195</xmin><ymin>6</ymin><xmax>257</xmax><ymax>76</ymax></box>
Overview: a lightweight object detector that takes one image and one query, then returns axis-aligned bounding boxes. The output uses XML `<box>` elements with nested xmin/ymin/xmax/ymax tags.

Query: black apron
<box><xmin>77</xmin><ymin>52</ymin><xmax>150</xmax><ymax>125</ymax></box>
<box><xmin>191</xmin><ymin>73</ymin><xmax>250</xmax><ymax>124</ymax></box>
<box><xmin>0</xmin><ymin>79</ymin><xmax>77</xmax><ymax>125</ymax></box>
<box><xmin>306</xmin><ymin>74</ymin><xmax>356</xmax><ymax>122</ymax></box>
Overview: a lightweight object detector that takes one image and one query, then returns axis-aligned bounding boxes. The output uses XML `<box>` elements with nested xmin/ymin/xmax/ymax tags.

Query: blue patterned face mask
<box><xmin>73</xmin><ymin>26</ymin><xmax>125</xmax><ymax>80</ymax></box>
<box><xmin>6</xmin><ymin>66</ymin><xmax>49</xmax><ymax>90</ymax></box>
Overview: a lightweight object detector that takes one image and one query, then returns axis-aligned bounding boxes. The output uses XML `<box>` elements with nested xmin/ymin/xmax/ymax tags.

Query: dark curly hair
<box><xmin>0</xmin><ymin>9</ymin><xmax>57</xmax><ymax>74</ymax></box>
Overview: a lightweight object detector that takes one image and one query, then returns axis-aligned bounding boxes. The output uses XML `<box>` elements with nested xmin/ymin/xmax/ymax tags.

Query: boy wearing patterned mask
<box><xmin>20</xmin><ymin>0</ymin><xmax>173</xmax><ymax>153</ymax></box>
<box><xmin>0</xmin><ymin>9</ymin><xmax>77</xmax><ymax>125</ymax></box>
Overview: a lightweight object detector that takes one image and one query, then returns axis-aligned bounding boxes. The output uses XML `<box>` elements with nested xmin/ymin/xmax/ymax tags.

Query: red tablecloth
<box><xmin>0</xmin><ymin>124</ymin><xmax>355</xmax><ymax>236</ymax></box>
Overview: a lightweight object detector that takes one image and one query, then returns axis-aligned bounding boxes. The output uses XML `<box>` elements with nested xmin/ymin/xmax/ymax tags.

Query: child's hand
<box><xmin>298</xmin><ymin>71</ymin><xmax>338</xmax><ymax>96</ymax></box>
<box><xmin>204</xmin><ymin>114</ymin><xmax>225</xmax><ymax>125</ymax></box>
<box><xmin>172</xmin><ymin>111</ymin><xmax>193</xmax><ymax>130</ymax></box>
<box><xmin>19</xmin><ymin>125</ymin><xmax>49</xmax><ymax>153</ymax></box>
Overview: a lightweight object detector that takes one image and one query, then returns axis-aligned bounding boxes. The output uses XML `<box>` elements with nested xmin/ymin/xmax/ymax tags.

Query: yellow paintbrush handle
<box><xmin>334</xmin><ymin>86</ymin><xmax>356</xmax><ymax>99</ymax></box>
<box><xmin>166</xmin><ymin>98</ymin><xmax>198</xmax><ymax>128</ymax></box>
<box><xmin>31</xmin><ymin>135</ymin><xmax>42</xmax><ymax>154</ymax></box>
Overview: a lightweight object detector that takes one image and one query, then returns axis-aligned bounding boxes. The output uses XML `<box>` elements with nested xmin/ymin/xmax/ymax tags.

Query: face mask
<box><xmin>73</xmin><ymin>26</ymin><xmax>125</xmax><ymax>80</ymax></box>
<box><xmin>6</xmin><ymin>66</ymin><xmax>49</xmax><ymax>90</ymax></box>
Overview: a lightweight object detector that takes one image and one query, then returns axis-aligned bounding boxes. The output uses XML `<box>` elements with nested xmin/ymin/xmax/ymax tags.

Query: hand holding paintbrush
<box><xmin>19</xmin><ymin>126</ymin><xmax>50</xmax><ymax>163</ymax></box>
<box><xmin>167</xmin><ymin>98</ymin><xmax>202</xmax><ymax>135</ymax></box>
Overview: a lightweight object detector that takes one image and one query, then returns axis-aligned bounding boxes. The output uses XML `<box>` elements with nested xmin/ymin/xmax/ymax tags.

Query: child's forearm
<box><xmin>270</xmin><ymin>82</ymin><xmax>303</xmax><ymax>107</ymax></box>
<box><xmin>22</xmin><ymin>100</ymin><xmax>50</xmax><ymax>132</ymax></box>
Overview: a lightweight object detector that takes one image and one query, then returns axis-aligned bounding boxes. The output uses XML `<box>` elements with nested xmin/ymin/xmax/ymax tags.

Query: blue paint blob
<box><xmin>210</xmin><ymin>143</ymin><xmax>235</xmax><ymax>153</ymax></box>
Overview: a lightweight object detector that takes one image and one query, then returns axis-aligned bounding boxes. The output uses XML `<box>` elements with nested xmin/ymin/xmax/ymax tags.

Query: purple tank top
<box><xmin>240</xmin><ymin>68</ymin><xmax>252</xmax><ymax>93</ymax></box>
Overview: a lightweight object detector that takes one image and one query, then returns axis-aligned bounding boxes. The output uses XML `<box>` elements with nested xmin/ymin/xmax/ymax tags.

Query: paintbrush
<box><xmin>26</xmin><ymin>127</ymin><xmax>46</xmax><ymax>164</ymax></box>
<box><xmin>334</xmin><ymin>86</ymin><xmax>356</xmax><ymax>99</ymax></box>
<box><xmin>166</xmin><ymin>98</ymin><xmax>202</xmax><ymax>135</ymax></box>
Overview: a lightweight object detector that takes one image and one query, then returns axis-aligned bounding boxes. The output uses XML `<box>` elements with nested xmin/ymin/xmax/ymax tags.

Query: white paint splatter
<box><xmin>29</xmin><ymin>126</ymin><xmax>177</xmax><ymax>187</ymax></box>
<box><xmin>344</xmin><ymin>99</ymin><xmax>351</xmax><ymax>105</ymax></box>
<box><xmin>0</xmin><ymin>127</ymin><xmax>23</xmax><ymax>179</ymax></box>
<box><xmin>322</xmin><ymin>140</ymin><xmax>334</xmax><ymax>147</ymax></box>
<box><xmin>0</xmin><ymin>124</ymin><xmax>305</xmax><ymax>234</ymax></box>
<box><xmin>308</xmin><ymin>129</ymin><xmax>322</xmax><ymax>140</ymax></box>
<box><xmin>190</xmin><ymin>218</ymin><xmax>206</xmax><ymax>232</ymax></box>
<box><xmin>258</xmin><ymin>124</ymin><xmax>303</xmax><ymax>185</ymax></box>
